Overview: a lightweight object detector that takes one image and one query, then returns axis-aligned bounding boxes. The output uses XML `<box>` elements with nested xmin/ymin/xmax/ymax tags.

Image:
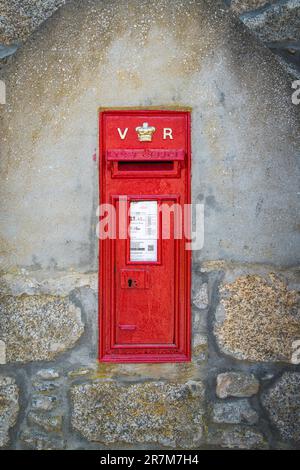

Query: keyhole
<box><xmin>128</xmin><ymin>279</ymin><xmax>133</xmax><ymax>287</ymax></box>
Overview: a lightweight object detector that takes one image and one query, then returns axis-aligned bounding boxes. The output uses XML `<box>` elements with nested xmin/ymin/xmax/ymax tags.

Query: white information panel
<box><xmin>130</xmin><ymin>201</ymin><xmax>158</xmax><ymax>262</ymax></box>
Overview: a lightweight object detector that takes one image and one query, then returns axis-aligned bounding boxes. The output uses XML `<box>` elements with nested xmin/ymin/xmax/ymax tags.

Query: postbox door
<box><xmin>115</xmin><ymin>198</ymin><xmax>176</xmax><ymax>346</ymax></box>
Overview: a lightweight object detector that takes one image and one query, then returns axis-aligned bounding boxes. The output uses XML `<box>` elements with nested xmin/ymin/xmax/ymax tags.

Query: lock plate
<box><xmin>120</xmin><ymin>269</ymin><xmax>149</xmax><ymax>289</ymax></box>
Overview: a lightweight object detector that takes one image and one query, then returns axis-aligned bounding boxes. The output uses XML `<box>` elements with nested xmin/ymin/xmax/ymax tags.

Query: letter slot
<box><xmin>99</xmin><ymin>109</ymin><xmax>191</xmax><ymax>362</ymax></box>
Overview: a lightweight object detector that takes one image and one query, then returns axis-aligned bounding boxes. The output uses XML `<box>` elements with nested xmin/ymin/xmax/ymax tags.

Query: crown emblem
<box><xmin>135</xmin><ymin>122</ymin><xmax>156</xmax><ymax>142</ymax></box>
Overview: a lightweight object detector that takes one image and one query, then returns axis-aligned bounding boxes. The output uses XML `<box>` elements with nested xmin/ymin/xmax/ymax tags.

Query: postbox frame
<box><xmin>99</xmin><ymin>108</ymin><xmax>191</xmax><ymax>363</ymax></box>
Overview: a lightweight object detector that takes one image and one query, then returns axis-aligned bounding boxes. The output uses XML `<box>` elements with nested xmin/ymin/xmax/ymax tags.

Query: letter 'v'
<box><xmin>117</xmin><ymin>128</ymin><xmax>128</xmax><ymax>140</ymax></box>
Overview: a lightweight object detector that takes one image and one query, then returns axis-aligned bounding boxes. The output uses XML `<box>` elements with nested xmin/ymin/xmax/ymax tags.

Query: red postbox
<box><xmin>99</xmin><ymin>109</ymin><xmax>191</xmax><ymax>362</ymax></box>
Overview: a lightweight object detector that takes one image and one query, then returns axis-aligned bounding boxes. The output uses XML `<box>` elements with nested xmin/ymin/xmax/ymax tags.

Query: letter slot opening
<box><xmin>118</xmin><ymin>161</ymin><xmax>174</xmax><ymax>172</ymax></box>
<box><xmin>112</xmin><ymin>160</ymin><xmax>181</xmax><ymax>178</ymax></box>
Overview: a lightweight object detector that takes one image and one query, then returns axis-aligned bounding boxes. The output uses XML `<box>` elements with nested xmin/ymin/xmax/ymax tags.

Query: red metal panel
<box><xmin>107</xmin><ymin>149</ymin><xmax>185</xmax><ymax>161</ymax></box>
<box><xmin>99</xmin><ymin>109</ymin><xmax>191</xmax><ymax>362</ymax></box>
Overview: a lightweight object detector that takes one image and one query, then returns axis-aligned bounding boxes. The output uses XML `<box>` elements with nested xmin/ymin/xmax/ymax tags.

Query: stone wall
<box><xmin>0</xmin><ymin>265</ymin><xmax>299</xmax><ymax>449</ymax></box>
<box><xmin>0</xmin><ymin>0</ymin><xmax>299</xmax><ymax>450</ymax></box>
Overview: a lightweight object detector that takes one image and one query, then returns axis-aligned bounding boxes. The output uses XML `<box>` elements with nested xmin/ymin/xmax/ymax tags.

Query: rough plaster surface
<box><xmin>214</xmin><ymin>274</ymin><xmax>300</xmax><ymax>362</ymax></box>
<box><xmin>0</xmin><ymin>0</ymin><xmax>299</xmax><ymax>271</ymax></box>
<box><xmin>71</xmin><ymin>380</ymin><xmax>205</xmax><ymax>448</ymax></box>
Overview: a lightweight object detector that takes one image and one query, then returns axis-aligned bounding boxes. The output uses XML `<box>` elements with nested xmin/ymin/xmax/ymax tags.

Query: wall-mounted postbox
<box><xmin>99</xmin><ymin>109</ymin><xmax>191</xmax><ymax>362</ymax></box>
